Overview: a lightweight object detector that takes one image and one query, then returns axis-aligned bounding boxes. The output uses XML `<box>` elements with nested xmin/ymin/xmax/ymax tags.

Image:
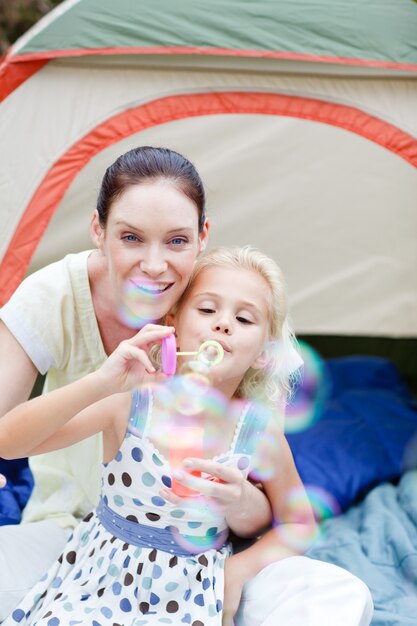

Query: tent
<box><xmin>1</xmin><ymin>0</ymin><xmax>417</xmax><ymax>382</ymax></box>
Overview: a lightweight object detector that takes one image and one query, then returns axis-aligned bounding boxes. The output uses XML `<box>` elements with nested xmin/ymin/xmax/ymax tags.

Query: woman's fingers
<box><xmin>130</xmin><ymin>325</ymin><xmax>175</xmax><ymax>347</ymax></box>
<box><xmin>0</xmin><ymin>474</ymin><xmax>6</xmax><ymax>488</ymax></box>
<box><xmin>120</xmin><ymin>344</ymin><xmax>156</xmax><ymax>374</ymax></box>
<box><xmin>100</xmin><ymin>325</ymin><xmax>175</xmax><ymax>388</ymax></box>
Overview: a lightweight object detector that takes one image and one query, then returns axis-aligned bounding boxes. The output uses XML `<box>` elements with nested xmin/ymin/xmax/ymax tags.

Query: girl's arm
<box><xmin>0</xmin><ymin>324</ymin><xmax>174</xmax><ymax>460</ymax></box>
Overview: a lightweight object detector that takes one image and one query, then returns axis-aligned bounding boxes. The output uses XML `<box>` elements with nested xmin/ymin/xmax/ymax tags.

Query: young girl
<box><xmin>0</xmin><ymin>246</ymin><xmax>317</xmax><ymax>625</ymax></box>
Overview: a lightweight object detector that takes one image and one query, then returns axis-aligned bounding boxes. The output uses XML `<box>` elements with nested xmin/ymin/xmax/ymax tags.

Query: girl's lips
<box><xmin>216</xmin><ymin>339</ymin><xmax>231</xmax><ymax>353</ymax></box>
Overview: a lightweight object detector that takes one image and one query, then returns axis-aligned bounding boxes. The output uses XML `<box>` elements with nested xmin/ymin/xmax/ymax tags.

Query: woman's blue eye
<box><xmin>171</xmin><ymin>237</ymin><xmax>186</xmax><ymax>245</ymax></box>
<box><xmin>123</xmin><ymin>234</ymin><xmax>139</xmax><ymax>242</ymax></box>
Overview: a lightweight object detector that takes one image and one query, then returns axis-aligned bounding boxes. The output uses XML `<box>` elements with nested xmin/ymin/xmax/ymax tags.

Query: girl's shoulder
<box><xmin>109</xmin><ymin>391</ymin><xmax>133</xmax><ymax>429</ymax></box>
<box><xmin>103</xmin><ymin>391</ymin><xmax>133</xmax><ymax>463</ymax></box>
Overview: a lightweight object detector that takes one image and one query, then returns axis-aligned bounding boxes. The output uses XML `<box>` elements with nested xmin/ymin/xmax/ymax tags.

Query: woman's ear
<box><xmin>198</xmin><ymin>219</ymin><xmax>210</xmax><ymax>255</ymax></box>
<box><xmin>90</xmin><ymin>210</ymin><xmax>105</xmax><ymax>249</ymax></box>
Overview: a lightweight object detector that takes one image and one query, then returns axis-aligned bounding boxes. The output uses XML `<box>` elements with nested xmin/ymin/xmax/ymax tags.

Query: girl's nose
<box><xmin>214</xmin><ymin>320</ymin><xmax>232</xmax><ymax>335</ymax></box>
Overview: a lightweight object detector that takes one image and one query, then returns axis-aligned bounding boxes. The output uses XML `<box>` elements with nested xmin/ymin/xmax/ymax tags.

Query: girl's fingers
<box><xmin>182</xmin><ymin>458</ymin><xmax>243</xmax><ymax>485</ymax></box>
<box><xmin>159</xmin><ymin>488</ymin><xmax>181</xmax><ymax>505</ymax></box>
<box><xmin>171</xmin><ymin>470</ymin><xmax>221</xmax><ymax>498</ymax></box>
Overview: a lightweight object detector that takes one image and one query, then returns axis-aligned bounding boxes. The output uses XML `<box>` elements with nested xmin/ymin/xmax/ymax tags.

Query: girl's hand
<box><xmin>96</xmin><ymin>324</ymin><xmax>174</xmax><ymax>394</ymax></box>
<box><xmin>160</xmin><ymin>458</ymin><xmax>246</xmax><ymax>515</ymax></box>
<box><xmin>160</xmin><ymin>458</ymin><xmax>272</xmax><ymax>536</ymax></box>
<box><xmin>0</xmin><ymin>474</ymin><xmax>6</xmax><ymax>488</ymax></box>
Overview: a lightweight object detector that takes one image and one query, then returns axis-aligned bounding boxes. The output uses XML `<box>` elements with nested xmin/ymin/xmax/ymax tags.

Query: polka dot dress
<box><xmin>4</xmin><ymin>389</ymin><xmax>263</xmax><ymax>626</ymax></box>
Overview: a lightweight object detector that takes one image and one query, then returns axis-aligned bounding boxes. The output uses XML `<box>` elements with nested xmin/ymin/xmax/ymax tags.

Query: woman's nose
<box><xmin>140</xmin><ymin>249</ymin><xmax>168</xmax><ymax>276</ymax></box>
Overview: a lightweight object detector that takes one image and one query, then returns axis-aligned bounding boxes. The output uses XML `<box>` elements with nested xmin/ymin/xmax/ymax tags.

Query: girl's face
<box><xmin>91</xmin><ymin>181</ymin><xmax>209</xmax><ymax>324</ymax></box>
<box><xmin>173</xmin><ymin>265</ymin><xmax>271</xmax><ymax>397</ymax></box>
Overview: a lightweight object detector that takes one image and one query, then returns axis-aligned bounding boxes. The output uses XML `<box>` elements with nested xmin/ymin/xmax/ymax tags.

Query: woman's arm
<box><xmin>0</xmin><ymin>322</ymin><xmax>38</xmax><ymax>418</ymax></box>
<box><xmin>0</xmin><ymin>371</ymin><xmax>120</xmax><ymax>459</ymax></box>
<box><xmin>0</xmin><ymin>324</ymin><xmax>174</xmax><ymax>460</ymax></box>
<box><xmin>0</xmin><ymin>322</ymin><xmax>39</xmax><ymax>486</ymax></box>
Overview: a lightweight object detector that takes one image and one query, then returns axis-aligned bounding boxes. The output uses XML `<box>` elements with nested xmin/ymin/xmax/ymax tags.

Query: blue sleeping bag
<box><xmin>0</xmin><ymin>458</ymin><xmax>34</xmax><ymax>525</ymax></box>
<box><xmin>286</xmin><ymin>355</ymin><xmax>417</xmax><ymax>515</ymax></box>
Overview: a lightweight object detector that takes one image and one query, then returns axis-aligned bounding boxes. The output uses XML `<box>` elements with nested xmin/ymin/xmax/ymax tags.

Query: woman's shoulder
<box><xmin>0</xmin><ymin>250</ymin><xmax>96</xmax><ymax>373</ymax></box>
<box><xmin>10</xmin><ymin>250</ymin><xmax>93</xmax><ymax>297</ymax></box>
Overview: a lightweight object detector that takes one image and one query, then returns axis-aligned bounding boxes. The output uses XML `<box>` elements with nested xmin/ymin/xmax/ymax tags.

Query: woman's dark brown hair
<box><xmin>96</xmin><ymin>146</ymin><xmax>206</xmax><ymax>230</ymax></box>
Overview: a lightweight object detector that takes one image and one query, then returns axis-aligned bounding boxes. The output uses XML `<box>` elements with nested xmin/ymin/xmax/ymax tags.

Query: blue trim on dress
<box><xmin>234</xmin><ymin>403</ymin><xmax>271</xmax><ymax>455</ymax></box>
<box><xmin>96</xmin><ymin>498</ymin><xmax>228</xmax><ymax>557</ymax></box>
<box><xmin>127</xmin><ymin>388</ymin><xmax>149</xmax><ymax>438</ymax></box>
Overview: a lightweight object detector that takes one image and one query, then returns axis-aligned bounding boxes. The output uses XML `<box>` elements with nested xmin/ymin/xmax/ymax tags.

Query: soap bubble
<box><xmin>168</xmin><ymin>497</ymin><xmax>227</xmax><ymax>553</ymax></box>
<box><xmin>117</xmin><ymin>279</ymin><xmax>167</xmax><ymax>328</ymax></box>
<box><xmin>285</xmin><ymin>341</ymin><xmax>329</xmax><ymax>433</ymax></box>
<box><xmin>198</xmin><ymin>340</ymin><xmax>224</xmax><ymax>367</ymax></box>
<box><xmin>145</xmin><ymin>376</ymin><xmax>230</xmax><ymax>458</ymax></box>
<box><xmin>273</xmin><ymin>486</ymin><xmax>322</xmax><ymax>552</ymax></box>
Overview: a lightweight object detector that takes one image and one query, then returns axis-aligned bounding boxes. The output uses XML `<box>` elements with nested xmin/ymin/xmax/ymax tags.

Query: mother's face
<box><xmin>91</xmin><ymin>181</ymin><xmax>209</xmax><ymax>325</ymax></box>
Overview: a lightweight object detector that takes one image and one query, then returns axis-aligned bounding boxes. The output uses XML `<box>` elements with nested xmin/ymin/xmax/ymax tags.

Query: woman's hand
<box><xmin>0</xmin><ymin>474</ymin><xmax>6</xmax><ymax>488</ymax></box>
<box><xmin>95</xmin><ymin>324</ymin><xmax>174</xmax><ymax>394</ymax></box>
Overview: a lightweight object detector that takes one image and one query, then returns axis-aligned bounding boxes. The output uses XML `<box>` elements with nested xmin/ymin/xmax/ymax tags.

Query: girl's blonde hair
<box><xmin>175</xmin><ymin>245</ymin><xmax>300</xmax><ymax>407</ymax></box>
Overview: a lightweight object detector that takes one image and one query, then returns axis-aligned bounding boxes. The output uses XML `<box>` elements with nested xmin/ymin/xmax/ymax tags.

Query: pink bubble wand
<box><xmin>161</xmin><ymin>334</ymin><xmax>224</xmax><ymax>376</ymax></box>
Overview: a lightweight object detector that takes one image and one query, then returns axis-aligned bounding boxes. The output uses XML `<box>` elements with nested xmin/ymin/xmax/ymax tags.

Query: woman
<box><xmin>0</xmin><ymin>146</ymin><xmax>372</xmax><ymax>625</ymax></box>
<box><xmin>0</xmin><ymin>245</ymin><xmax>318</xmax><ymax>625</ymax></box>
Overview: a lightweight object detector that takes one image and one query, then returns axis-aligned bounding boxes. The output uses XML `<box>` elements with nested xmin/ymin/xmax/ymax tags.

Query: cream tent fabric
<box><xmin>0</xmin><ymin>0</ymin><xmax>416</xmax><ymax>339</ymax></box>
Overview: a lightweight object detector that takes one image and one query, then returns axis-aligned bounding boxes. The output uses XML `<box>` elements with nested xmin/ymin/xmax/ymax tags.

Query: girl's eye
<box><xmin>237</xmin><ymin>316</ymin><xmax>254</xmax><ymax>325</ymax></box>
<box><xmin>198</xmin><ymin>308</ymin><xmax>215</xmax><ymax>314</ymax></box>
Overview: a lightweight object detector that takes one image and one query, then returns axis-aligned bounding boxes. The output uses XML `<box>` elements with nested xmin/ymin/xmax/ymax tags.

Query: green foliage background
<box><xmin>0</xmin><ymin>0</ymin><xmax>65</xmax><ymax>56</ymax></box>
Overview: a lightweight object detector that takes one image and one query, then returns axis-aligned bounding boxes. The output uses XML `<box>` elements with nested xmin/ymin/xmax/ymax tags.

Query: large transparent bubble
<box><xmin>273</xmin><ymin>485</ymin><xmax>331</xmax><ymax>552</ymax></box>
<box><xmin>168</xmin><ymin>497</ymin><xmax>227</xmax><ymax>553</ymax></box>
<box><xmin>285</xmin><ymin>341</ymin><xmax>330</xmax><ymax>434</ymax></box>
<box><xmin>145</xmin><ymin>376</ymin><xmax>231</xmax><ymax>489</ymax></box>
<box><xmin>117</xmin><ymin>279</ymin><xmax>161</xmax><ymax>328</ymax></box>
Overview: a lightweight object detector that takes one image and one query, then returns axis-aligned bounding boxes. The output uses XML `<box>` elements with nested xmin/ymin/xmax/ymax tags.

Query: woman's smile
<box><xmin>129</xmin><ymin>279</ymin><xmax>174</xmax><ymax>296</ymax></box>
